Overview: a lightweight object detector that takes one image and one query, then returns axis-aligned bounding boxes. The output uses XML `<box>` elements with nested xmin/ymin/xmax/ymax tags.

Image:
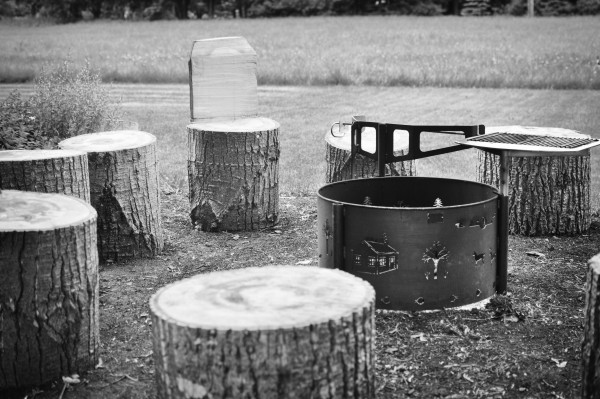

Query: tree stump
<box><xmin>150</xmin><ymin>265</ymin><xmax>375</xmax><ymax>399</ymax></box>
<box><xmin>583</xmin><ymin>253</ymin><xmax>600</xmax><ymax>399</ymax></box>
<box><xmin>477</xmin><ymin>126</ymin><xmax>590</xmax><ymax>236</ymax></box>
<box><xmin>0</xmin><ymin>190</ymin><xmax>99</xmax><ymax>390</ymax></box>
<box><xmin>188</xmin><ymin>118</ymin><xmax>280</xmax><ymax>231</ymax></box>
<box><xmin>188</xmin><ymin>36</ymin><xmax>280</xmax><ymax>232</ymax></box>
<box><xmin>0</xmin><ymin>149</ymin><xmax>90</xmax><ymax>202</ymax></box>
<box><xmin>325</xmin><ymin>128</ymin><xmax>415</xmax><ymax>183</ymax></box>
<box><xmin>59</xmin><ymin>130</ymin><xmax>164</xmax><ymax>262</ymax></box>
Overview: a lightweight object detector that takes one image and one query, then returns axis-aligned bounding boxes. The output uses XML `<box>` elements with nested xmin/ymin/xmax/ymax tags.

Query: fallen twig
<box><xmin>57</xmin><ymin>383</ymin><xmax>68</xmax><ymax>399</ymax></box>
<box><xmin>111</xmin><ymin>373</ymin><xmax>139</xmax><ymax>383</ymax></box>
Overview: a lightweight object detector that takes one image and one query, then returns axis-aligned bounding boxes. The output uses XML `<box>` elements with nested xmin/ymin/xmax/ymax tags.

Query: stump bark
<box><xmin>0</xmin><ymin>190</ymin><xmax>99</xmax><ymax>390</ymax></box>
<box><xmin>188</xmin><ymin>118</ymin><xmax>280</xmax><ymax>231</ymax></box>
<box><xmin>150</xmin><ymin>265</ymin><xmax>375</xmax><ymax>399</ymax></box>
<box><xmin>0</xmin><ymin>149</ymin><xmax>90</xmax><ymax>202</ymax></box>
<box><xmin>477</xmin><ymin>126</ymin><xmax>590</xmax><ymax>236</ymax></box>
<box><xmin>325</xmin><ymin>129</ymin><xmax>415</xmax><ymax>183</ymax></box>
<box><xmin>59</xmin><ymin>130</ymin><xmax>164</xmax><ymax>262</ymax></box>
<box><xmin>583</xmin><ymin>254</ymin><xmax>600</xmax><ymax>399</ymax></box>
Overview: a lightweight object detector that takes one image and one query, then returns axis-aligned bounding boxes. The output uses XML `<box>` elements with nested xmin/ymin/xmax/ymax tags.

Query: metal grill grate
<box><xmin>467</xmin><ymin>132</ymin><xmax>597</xmax><ymax>149</ymax></box>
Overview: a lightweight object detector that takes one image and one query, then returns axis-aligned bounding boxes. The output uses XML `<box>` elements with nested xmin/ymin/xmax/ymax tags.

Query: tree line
<box><xmin>0</xmin><ymin>0</ymin><xmax>598</xmax><ymax>22</ymax></box>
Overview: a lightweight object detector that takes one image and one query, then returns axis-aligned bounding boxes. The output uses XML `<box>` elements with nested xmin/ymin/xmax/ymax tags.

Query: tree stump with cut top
<box><xmin>477</xmin><ymin>126</ymin><xmax>590</xmax><ymax>236</ymax></box>
<box><xmin>583</xmin><ymin>254</ymin><xmax>600</xmax><ymax>398</ymax></box>
<box><xmin>188</xmin><ymin>118</ymin><xmax>279</xmax><ymax>231</ymax></box>
<box><xmin>325</xmin><ymin>127</ymin><xmax>415</xmax><ymax>183</ymax></box>
<box><xmin>0</xmin><ymin>149</ymin><xmax>90</xmax><ymax>202</ymax></box>
<box><xmin>0</xmin><ymin>190</ymin><xmax>99</xmax><ymax>390</ymax></box>
<box><xmin>150</xmin><ymin>265</ymin><xmax>375</xmax><ymax>399</ymax></box>
<box><xmin>59</xmin><ymin>130</ymin><xmax>163</xmax><ymax>262</ymax></box>
<box><xmin>187</xmin><ymin>37</ymin><xmax>279</xmax><ymax>231</ymax></box>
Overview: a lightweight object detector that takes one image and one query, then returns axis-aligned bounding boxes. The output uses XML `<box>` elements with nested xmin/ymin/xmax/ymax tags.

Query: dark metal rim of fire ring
<box><xmin>316</xmin><ymin>176</ymin><xmax>499</xmax><ymax>210</ymax></box>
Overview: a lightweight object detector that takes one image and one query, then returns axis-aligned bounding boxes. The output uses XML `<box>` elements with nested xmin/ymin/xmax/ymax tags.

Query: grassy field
<box><xmin>3</xmin><ymin>16</ymin><xmax>600</xmax><ymax>399</ymax></box>
<box><xmin>1</xmin><ymin>16</ymin><xmax>600</xmax><ymax>88</ymax></box>
<box><xmin>4</xmin><ymin>83</ymin><xmax>599</xmax><ymax>207</ymax></box>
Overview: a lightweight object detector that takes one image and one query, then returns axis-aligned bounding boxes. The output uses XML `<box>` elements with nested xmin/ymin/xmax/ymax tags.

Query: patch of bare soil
<box><xmin>7</xmin><ymin>191</ymin><xmax>600</xmax><ymax>399</ymax></box>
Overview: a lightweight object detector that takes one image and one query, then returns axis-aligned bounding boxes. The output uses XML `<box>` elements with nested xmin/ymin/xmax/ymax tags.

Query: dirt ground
<box><xmin>6</xmin><ymin>189</ymin><xmax>600</xmax><ymax>399</ymax></box>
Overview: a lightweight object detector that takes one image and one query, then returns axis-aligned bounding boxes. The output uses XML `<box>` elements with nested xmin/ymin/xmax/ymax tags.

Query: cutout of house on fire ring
<box><xmin>349</xmin><ymin>233</ymin><xmax>454</xmax><ymax>280</ymax></box>
<box><xmin>350</xmin><ymin>233</ymin><xmax>399</xmax><ymax>275</ymax></box>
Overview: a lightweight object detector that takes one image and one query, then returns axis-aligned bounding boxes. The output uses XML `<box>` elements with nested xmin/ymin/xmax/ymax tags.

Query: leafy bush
<box><xmin>28</xmin><ymin>60</ymin><xmax>124</xmax><ymax>142</ymax></box>
<box><xmin>0</xmin><ymin>60</ymin><xmax>124</xmax><ymax>150</ymax></box>
<box><xmin>577</xmin><ymin>0</ymin><xmax>600</xmax><ymax>13</ymax></box>
<box><xmin>378</xmin><ymin>0</ymin><xmax>444</xmax><ymax>14</ymax></box>
<box><xmin>246</xmin><ymin>0</ymin><xmax>444</xmax><ymax>16</ymax></box>
<box><xmin>0</xmin><ymin>91</ymin><xmax>54</xmax><ymax>149</ymax></box>
<box><xmin>507</xmin><ymin>0</ymin><xmax>527</xmax><ymax>14</ymax></box>
<box><xmin>247</xmin><ymin>0</ymin><xmax>329</xmax><ymax>16</ymax></box>
<box><xmin>0</xmin><ymin>0</ymin><xmax>32</xmax><ymax>17</ymax></box>
<box><xmin>536</xmin><ymin>0</ymin><xmax>576</xmax><ymax>14</ymax></box>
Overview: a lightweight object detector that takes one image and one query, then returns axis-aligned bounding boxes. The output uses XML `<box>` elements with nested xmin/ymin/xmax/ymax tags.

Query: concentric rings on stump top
<box><xmin>187</xmin><ymin>117</ymin><xmax>280</xmax><ymax>133</ymax></box>
<box><xmin>59</xmin><ymin>130</ymin><xmax>156</xmax><ymax>152</ymax></box>
<box><xmin>0</xmin><ymin>149</ymin><xmax>86</xmax><ymax>160</ymax></box>
<box><xmin>150</xmin><ymin>265</ymin><xmax>375</xmax><ymax>330</ymax></box>
<box><xmin>0</xmin><ymin>190</ymin><xmax>96</xmax><ymax>231</ymax></box>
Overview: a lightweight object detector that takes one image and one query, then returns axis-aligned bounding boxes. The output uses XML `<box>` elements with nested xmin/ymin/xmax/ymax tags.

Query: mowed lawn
<box><xmin>109</xmin><ymin>85</ymin><xmax>600</xmax><ymax>211</ymax></box>
<box><xmin>1</xmin><ymin>16</ymin><xmax>600</xmax><ymax>88</ymax></box>
<box><xmin>3</xmin><ymin>83</ymin><xmax>599</xmax><ymax>207</ymax></box>
<box><xmin>1</xmin><ymin>16</ymin><xmax>600</xmax><ymax>202</ymax></box>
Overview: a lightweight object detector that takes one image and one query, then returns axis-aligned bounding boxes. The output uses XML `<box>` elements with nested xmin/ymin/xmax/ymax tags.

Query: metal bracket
<box><xmin>351</xmin><ymin>122</ymin><xmax>485</xmax><ymax>177</ymax></box>
<box><xmin>332</xmin><ymin>203</ymin><xmax>345</xmax><ymax>270</ymax></box>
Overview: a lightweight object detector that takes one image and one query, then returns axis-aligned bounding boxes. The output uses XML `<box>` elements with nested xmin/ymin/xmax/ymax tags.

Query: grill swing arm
<box><xmin>349</xmin><ymin>121</ymin><xmax>485</xmax><ymax>178</ymax></box>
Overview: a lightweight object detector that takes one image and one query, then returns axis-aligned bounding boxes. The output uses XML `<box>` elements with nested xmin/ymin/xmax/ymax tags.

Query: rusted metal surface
<box><xmin>318</xmin><ymin>177</ymin><xmax>500</xmax><ymax>311</ymax></box>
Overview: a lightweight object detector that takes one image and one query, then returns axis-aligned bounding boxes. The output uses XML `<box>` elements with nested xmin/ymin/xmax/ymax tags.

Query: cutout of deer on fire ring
<box><xmin>422</xmin><ymin>241</ymin><xmax>450</xmax><ymax>280</ymax></box>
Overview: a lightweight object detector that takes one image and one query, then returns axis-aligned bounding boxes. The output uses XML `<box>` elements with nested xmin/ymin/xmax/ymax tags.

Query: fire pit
<box><xmin>318</xmin><ymin>120</ymin><xmax>600</xmax><ymax>311</ymax></box>
<box><xmin>318</xmin><ymin>176</ymin><xmax>500</xmax><ymax>310</ymax></box>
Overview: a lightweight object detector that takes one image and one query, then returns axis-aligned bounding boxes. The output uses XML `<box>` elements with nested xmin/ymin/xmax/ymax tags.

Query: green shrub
<box><xmin>0</xmin><ymin>91</ymin><xmax>54</xmax><ymax>149</ymax></box>
<box><xmin>507</xmin><ymin>0</ymin><xmax>527</xmax><ymax>14</ymax></box>
<box><xmin>29</xmin><ymin>60</ymin><xmax>124</xmax><ymax>141</ymax></box>
<box><xmin>0</xmin><ymin>0</ymin><xmax>30</xmax><ymax>17</ymax></box>
<box><xmin>577</xmin><ymin>0</ymin><xmax>600</xmax><ymax>13</ymax></box>
<box><xmin>247</xmin><ymin>0</ymin><xmax>329</xmax><ymax>16</ymax></box>
<box><xmin>0</xmin><ymin>60</ymin><xmax>124</xmax><ymax>150</ymax></box>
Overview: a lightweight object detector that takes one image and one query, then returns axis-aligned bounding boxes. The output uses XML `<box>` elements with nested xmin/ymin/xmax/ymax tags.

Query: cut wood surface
<box><xmin>583</xmin><ymin>254</ymin><xmax>600</xmax><ymax>399</ymax></box>
<box><xmin>0</xmin><ymin>149</ymin><xmax>90</xmax><ymax>202</ymax></box>
<box><xmin>60</xmin><ymin>130</ymin><xmax>163</xmax><ymax>262</ymax></box>
<box><xmin>59</xmin><ymin>130</ymin><xmax>156</xmax><ymax>151</ymax></box>
<box><xmin>188</xmin><ymin>118</ymin><xmax>279</xmax><ymax>231</ymax></box>
<box><xmin>189</xmin><ymin>36</ymin><xmax>257</xmax><ymax>121</ymax></box>
<box><xmin>150</xmin><ymin>265</ymin><xmax>375</xmax><ymax>399</ymax></box>
<box><xmin>0</xmin><ymin>189</ymin><xmax>95</xmax><ymax>230</ymax></box>
<box><xmin>325</xmin><ymin>127</ymin><xmax>415</xmax><ymax>182</ymax></box>
<box><xmin>0</xmin><ymin>190</ymin><xmax>99</xmax><ymax>389</ymax></box>
<box><xmin>477</xmin><ymin>126</ymin><xmax>590</xmax><ymax>236</ymax></box>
